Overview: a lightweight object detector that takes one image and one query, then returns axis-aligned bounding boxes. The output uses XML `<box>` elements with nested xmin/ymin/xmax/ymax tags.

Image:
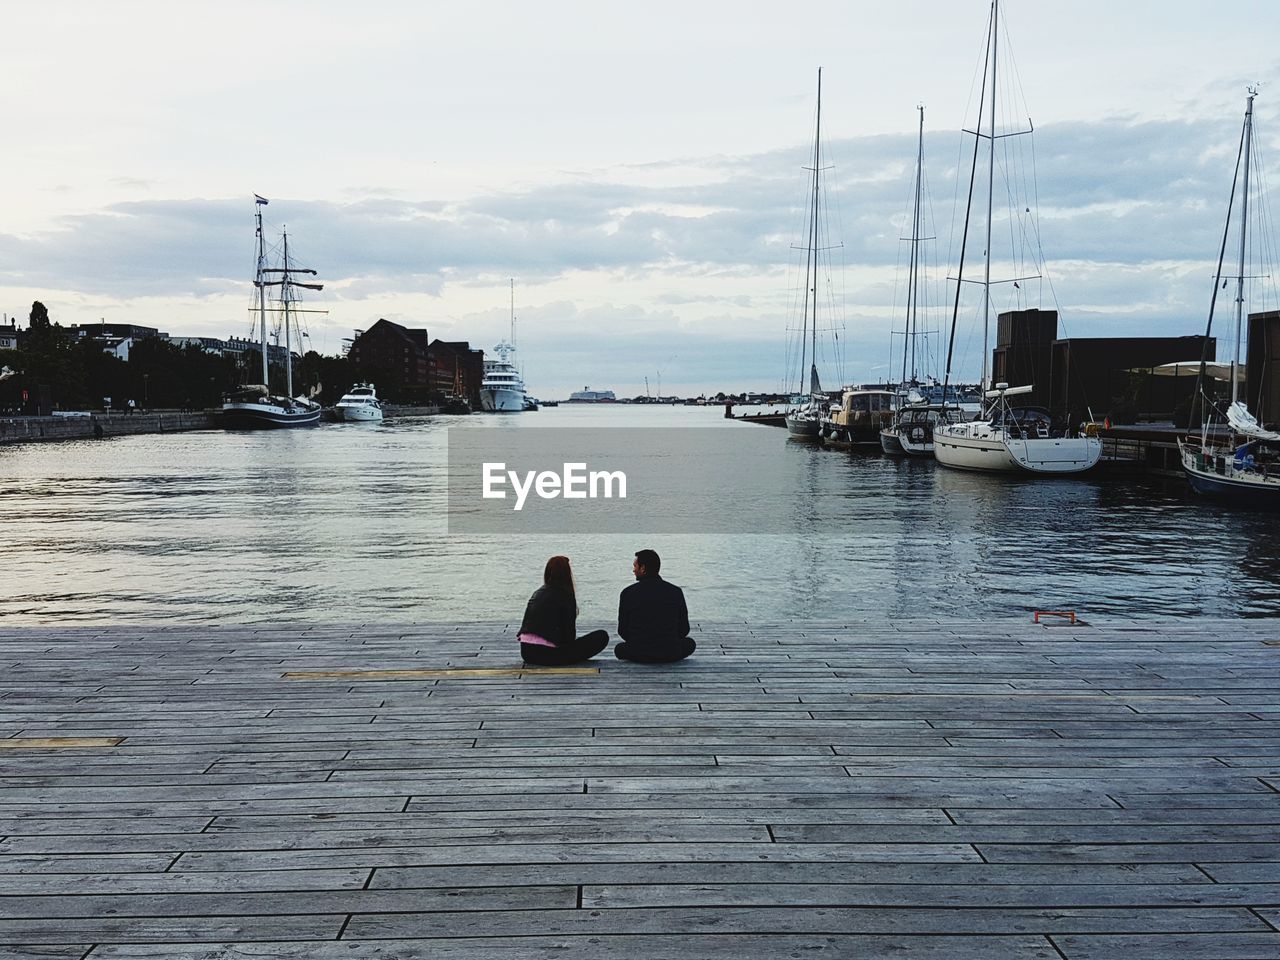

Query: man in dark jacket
<box><xmin>615</xmin><ymin>549</ymin><xmax>695</xmax><ymax>663</ymax></box>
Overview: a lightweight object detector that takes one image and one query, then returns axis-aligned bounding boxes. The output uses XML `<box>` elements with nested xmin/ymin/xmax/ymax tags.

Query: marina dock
<box><xmin>2</xmin><ymin>618</ymin><xmax>1279</xmax><ymax>958</ymax></box>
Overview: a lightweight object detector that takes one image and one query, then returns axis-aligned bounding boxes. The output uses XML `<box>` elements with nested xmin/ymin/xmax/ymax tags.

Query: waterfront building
<box><xmin>1051</xmin><ymin>335</ymin><xmax>1216</xmax><ymax>426</ymax></box>
<box><xmin>222</xmin><ymin>336</ymin><xmax>292</xmax><ymax>367</ymax></box>
<box><xmin>347</xmin><ymin>318</ymin><xmax>434</xmax><ymax>402</ymax></box>
<box><xmin>428</xmin><ymin>339</ymin><xmax>484</xmax><ymax>408</ymax></box>
<box><xmin>67</xmin><ymin>322</ymin><xmax>167</xmax><ymax>342</ymax></box>
<box><xmin>1247</xmin><ymin>311</ymin><xmax>1280</xmax><ymax>428</ymax></box>
<box><xmin>992</xmin><ymin>309</ymin><xmax>1216</xmax><ymax>425</ymax></box>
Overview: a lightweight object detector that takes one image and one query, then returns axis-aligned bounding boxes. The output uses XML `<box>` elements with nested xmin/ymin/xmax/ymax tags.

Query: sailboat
<box><xmin>880</xmin><ymin>107</ymin><xmax>966</xmax><ymax>456</ymax></box>
<box><xmin>222</xmin><ymin>196</ymin><xmax>323</xmax><ymax>429</ymax></box>
<box><xmin>932</xmin><ymin>0</ymin><xmax>1100</xmax><ymax>475</ymax></box>
<box><xmin>784</xmin><ymin>69</ymin><xmax>835</xmax><ymax>440</ymax></box>
<box><xmin>1179</xmin><ymin>89</ymin><xmax>1280</xmax><ymax>506</ymax></box>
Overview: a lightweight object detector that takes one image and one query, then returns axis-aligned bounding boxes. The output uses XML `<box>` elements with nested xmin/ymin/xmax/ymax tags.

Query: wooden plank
<box><xmin>283</xmin><ymin>667</ymin><xmax>599</xmax><ymax>679</ymax></box>
<box><xmin>2</xmin><ymin>617</ymin><xmax>1279</xmax><ymax>957</ymax></box>
<box><xmin>75</xmin><ymin>934</ymin><xmax>1063</xmax><ymax>959</ymax></box>
<box><xmin>0</xmin><ymin>737</ymin><xmax>123</xmax><ymax>749</ymax></box>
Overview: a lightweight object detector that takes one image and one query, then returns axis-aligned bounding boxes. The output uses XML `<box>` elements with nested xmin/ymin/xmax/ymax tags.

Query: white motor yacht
<box><xmin>335</xmin><ymin>383</ymin><xmax>383</xmax><ymax>422</ymax></box>
<box><xmin>481</xmin><ymin>343</ymin><xmax>525</xmax><ymax>412</ymax></box>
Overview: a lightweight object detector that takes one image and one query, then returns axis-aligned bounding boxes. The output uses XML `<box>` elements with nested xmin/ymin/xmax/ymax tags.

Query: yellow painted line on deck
<box><xmin>0</xmin><ymin>737</ymin><xmax>124</xmax><ymax>749</ymax></box>
<box><xmin>283</xmin><ymin>667</ymin><xmax>600</xmax><ymax>680</ymax></box>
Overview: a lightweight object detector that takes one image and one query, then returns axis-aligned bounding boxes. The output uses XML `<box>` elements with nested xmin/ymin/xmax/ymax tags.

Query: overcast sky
<box><xmin>3</xmin><ymin>1</ymin><xmax>1280</xmax><ymax>397</ymax></box>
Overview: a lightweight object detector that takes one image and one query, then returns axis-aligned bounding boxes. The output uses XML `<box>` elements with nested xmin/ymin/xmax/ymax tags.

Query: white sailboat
<box><xmin>784</xmin><ymin>69</ymin><xmax>838</xmax><ymax>440</ymax></box>
<box><xmin>932</xmin><ymin>1</ymin><xmax>1100</xmax><ymax>475</ymax></box>
<box><xmin>223</xmin><ymin>196</ymin><xmax>323</xmax><ymax>430</ymax></box>
<box><xmin>880</xmin><ymin>107</ymin><xmax>965</xmax><ymax>456</ymax></box>
<box><xmin>1179</xmin><ymin>89</ymin><xmax>1280</xmax><ymax>506</ymax></box>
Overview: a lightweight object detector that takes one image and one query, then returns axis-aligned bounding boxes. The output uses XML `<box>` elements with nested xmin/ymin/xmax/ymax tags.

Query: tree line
<box><xmin>1</xmin><ymin>302</ymin><xmax>354</xmax><ymax>413</ymax></box>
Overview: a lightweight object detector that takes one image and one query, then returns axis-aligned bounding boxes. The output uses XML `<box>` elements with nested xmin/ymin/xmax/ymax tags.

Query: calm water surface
<box><xmin>1</xmin><ymin>404</ymin><xmax>1277</xmax><ymax>624</ymax></box>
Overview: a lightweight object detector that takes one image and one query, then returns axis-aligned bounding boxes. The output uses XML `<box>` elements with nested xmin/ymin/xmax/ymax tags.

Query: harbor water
<box><xmin>1</xmin><ymin>404</ymin><xmax>1276</xmax><ymax>624</ymax></box>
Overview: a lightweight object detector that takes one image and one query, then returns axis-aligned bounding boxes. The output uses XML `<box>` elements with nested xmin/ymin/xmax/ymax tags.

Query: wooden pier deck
<box><xmin>2</xmin><ymin>618</ymin><xmax>1279</xmax><ymax>959</ymax></box>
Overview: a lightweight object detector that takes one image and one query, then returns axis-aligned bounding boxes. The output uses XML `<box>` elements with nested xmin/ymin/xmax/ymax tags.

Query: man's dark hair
<box><xmin>635</xmin><ymin>549</ymin><xmax>661</xmax><ymax>575</ymax></box>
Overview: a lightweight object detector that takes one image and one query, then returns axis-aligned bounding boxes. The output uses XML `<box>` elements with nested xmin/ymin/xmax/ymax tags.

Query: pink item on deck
<box><xmin>518</xmin><ymin>632</ymin><xmax>555</xmax><ymax>648</ymax></box>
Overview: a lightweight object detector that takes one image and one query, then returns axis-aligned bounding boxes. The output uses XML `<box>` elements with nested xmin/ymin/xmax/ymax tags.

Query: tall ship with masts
<box><xmin>222</xmin><ymin>196</ymin><xmax>323</xmax><ymax>429</ymax></box>
<box><xmin>480</xmin><ymin>279</ymin><xmax>527</xmax><ymax>413</ymax></box>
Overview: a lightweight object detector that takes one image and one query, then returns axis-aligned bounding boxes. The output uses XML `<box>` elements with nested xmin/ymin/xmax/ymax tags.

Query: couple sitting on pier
<box><xmin>518</xmin><ymin>549</ymin><xmax>695</xmax><ymax>667</ymax></box>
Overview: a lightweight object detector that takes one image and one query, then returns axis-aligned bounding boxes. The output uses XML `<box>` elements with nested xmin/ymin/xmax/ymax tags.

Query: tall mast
<box><xmin>256</xmin><ymin>203</ymin><xmax>269</xmax><ymax>388</ymax></box>
<box><xmin>1232</xmin><ymin>88</ymin><xmax>1256</xmax><ymax>407</ymax></box>
<box><xmin>282</xmin><ymin>229</ymin><xmax>294</xmax><ymax>398</ymax></box>
<box><xmin>902</xmin><ymin>105</ymin><xmax>926</xmax><ymax>387</ymax></box>
<box><xmin>982</xmin><ymin>0</ymin><xmax>998</xmax><ymax>390</ymax></box>
<box><xmin>809</xmin><ymin>67</ymin><xmax>822</xmax><ymax>394</ymax></box>
<box><xmin>510</xmin><ymin>278</ymin><xmax>516</xmax><ymax>350</ymax></box>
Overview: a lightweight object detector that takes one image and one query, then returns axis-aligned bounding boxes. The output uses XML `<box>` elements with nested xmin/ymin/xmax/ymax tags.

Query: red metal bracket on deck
<box><xmin>1034</xmin><ymin>610</ymin><xmax>1077</xmax><ymax>625</ymax></box>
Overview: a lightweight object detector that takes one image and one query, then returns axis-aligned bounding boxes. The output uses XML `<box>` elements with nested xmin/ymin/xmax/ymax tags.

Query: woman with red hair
<box><xmin>518</xmin><ymin>555</ymin><xmax>609</xmax><ymax>666</ymax></box>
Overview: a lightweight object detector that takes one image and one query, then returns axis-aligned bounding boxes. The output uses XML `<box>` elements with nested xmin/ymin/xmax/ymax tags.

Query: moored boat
<box><xmin>480</xmin><ymin>281</ymin><xmax>528</xmax><ymax>413</ymax></box>
<box><xmin>821</xmin><ymin>388</ymin><xmax>895</xmax><ymax>445</ymax></box>
<box><xmin>932</xmin><ymin>1</ymin><xmax>1099</xmax><ymax>476</ymax></box>
<box><xmin>782</xmin><ymin>69</ymin><xmax>843</xmax><ymax>443</ymax></box>
<box><xmin>335</xmin><ymin>383</ymin><xmax>384</xmax><ymax>422</ymax></box>
<box><xmin>1179</xmin><ymin>88</ymin><xmax>1280</xmax><ymax>507</ymax></box>
<box><xmin>222</xmin><ymin>196</ymin><xmax>322</xmax><ymax>430</ymax></box>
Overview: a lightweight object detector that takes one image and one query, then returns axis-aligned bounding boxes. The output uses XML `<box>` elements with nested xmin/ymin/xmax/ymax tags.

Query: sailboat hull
<box><xmin>785</xmin><ymin>413</ymin><xmax>821</xmax><ymax>438</ymax></box>
<box><xmin>879</xmin><ymin>428</ymin><xmax>905</xmax><ymax>454</ymax></box>
<box><xmin>1181</xmin><ymin>444</ymin><xmax>1280</xmax><ymax>507</ymax></box>
<box><xmin>933</xmin><ymin>430</ymin><xmax>1019</xmax><ymax>471</ymax></box>
<box><xmin>222</xmin><ymin>400</ymin><xmax>321</xmax><ymax>429</ymax></box>
<box><xmin>934</xmin><ymin>427</ymin><xmax>1100</xmax><ymax>474</ymax></box>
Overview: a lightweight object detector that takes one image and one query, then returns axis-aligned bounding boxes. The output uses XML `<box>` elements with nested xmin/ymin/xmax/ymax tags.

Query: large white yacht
<box><xmin>480</xmin><ymin>343</ymin><xmax>525</xmax><ymax>412</ymax></box>
<box><xmin>334</xmin><ymin>383</ymin><xmax>383</xmax><ymax>422</ymax></box>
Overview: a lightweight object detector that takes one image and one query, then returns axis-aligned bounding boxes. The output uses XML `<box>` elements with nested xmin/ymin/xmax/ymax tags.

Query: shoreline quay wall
<box><xmin>0</xmin><ymin>411</ymin><xmax>219</xmax><ymax>445</ymax></box>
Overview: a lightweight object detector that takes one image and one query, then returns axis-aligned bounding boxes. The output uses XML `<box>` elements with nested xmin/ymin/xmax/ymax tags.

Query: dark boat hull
<box><xmin>1184</xmin><ymin>463</ymin><xmax>1280</xmax><ymax>508</ymax></box>
<box><xmin>222</xmin><ymin>403</ymin><xmax>321</xmax><ymax>430</ymax></box>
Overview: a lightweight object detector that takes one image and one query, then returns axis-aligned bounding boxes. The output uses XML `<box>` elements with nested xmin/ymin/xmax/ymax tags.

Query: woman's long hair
<box><xmin>544</xmin><ymin>555</ymin><xmax>578</xmax><ymax>612</ymax></box>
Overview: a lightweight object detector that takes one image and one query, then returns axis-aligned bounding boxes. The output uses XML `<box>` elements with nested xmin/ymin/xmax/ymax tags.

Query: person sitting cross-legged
<box><xmin>518</xmin><ymin>555</ymin><xmax>609</xmax><ymax>667</ymax></box>
<box><xmin>615</xmin><ymin>549</ymin><xmax>695</xmax><ymax>664</ymax></box>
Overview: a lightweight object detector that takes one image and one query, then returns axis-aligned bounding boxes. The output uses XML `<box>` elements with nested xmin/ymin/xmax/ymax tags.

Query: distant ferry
<box><xmin>567</xmin><ymin>387</ymin><xmax>616</xmax><ymax>403</ymax></box>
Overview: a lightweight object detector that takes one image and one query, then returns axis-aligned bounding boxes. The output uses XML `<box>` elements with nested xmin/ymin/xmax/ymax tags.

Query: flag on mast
<box><xmin>254</xmin><ymin>195</ymin><xmax>269</xmax><ymax>205</ymax></box>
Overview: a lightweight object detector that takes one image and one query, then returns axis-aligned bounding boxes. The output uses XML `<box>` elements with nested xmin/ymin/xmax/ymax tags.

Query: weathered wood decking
<box><xmin>2</xmin><ymin>618</ymin><xmax>1279</xmax><ymax>959</ymax></box>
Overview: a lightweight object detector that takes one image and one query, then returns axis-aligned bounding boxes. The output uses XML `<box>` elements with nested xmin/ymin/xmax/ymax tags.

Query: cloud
<box><xmin>0</xmin><ymin>111</ymin><xmax>1262</xmax><ymax>390</ymax></box>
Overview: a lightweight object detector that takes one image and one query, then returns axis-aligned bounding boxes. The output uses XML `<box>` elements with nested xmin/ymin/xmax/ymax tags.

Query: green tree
<box><xmin>28</xmin><ymin>301</ymin><xmax>50</xmax><ymax>331</ymax></box>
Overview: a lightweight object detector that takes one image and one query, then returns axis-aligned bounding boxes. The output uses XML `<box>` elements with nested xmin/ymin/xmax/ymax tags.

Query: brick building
<box><xmin>347</xmin><ymin>319</ymin><xmax>434</xmax><ymax>402</ymax></box>
<box><xmin>347</xmin><ymin>320</ymin><xmax>484</xmax><ymax>406</ymax></box>
<box><xmin>428</xmin><ymin>339</ymin><xmax>484</xmax><ymax>408</ymax></box>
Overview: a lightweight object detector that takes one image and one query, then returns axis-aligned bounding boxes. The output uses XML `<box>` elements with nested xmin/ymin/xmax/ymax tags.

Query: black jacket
<box><xmin>519</xmin><ymin>585</ymin><xmax>577</xmax><ymax>646</ymax></box>
<box><xmin>618</xmin><ymin>575</ymin><xmax>690</xmax><ymax>648</ymax></box>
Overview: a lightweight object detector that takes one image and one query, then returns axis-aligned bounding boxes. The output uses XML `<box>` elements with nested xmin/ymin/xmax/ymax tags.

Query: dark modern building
<box><xmin>992</xmin><ymin>308</ymin><xmax>1214</xmax><ymax>424</ymax></box>
<box><xmin>1050</xmin><ymin>335</ymin><xmax>1214</xmax><ymax>426</ymax></box>
<box><xmin>1246</xmin><ymin>310</ymin><xmax>1280</xmax><ymax>428</ymax></box>
<box><xmin>67</xmin><ymin>323</ymin><xmax>167</xmax><ymax>341</ymax></box>
<box><xmin>428</xmin><ymin>339</ymin><xmax>484</xmax><ymax>408</ymax></box>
